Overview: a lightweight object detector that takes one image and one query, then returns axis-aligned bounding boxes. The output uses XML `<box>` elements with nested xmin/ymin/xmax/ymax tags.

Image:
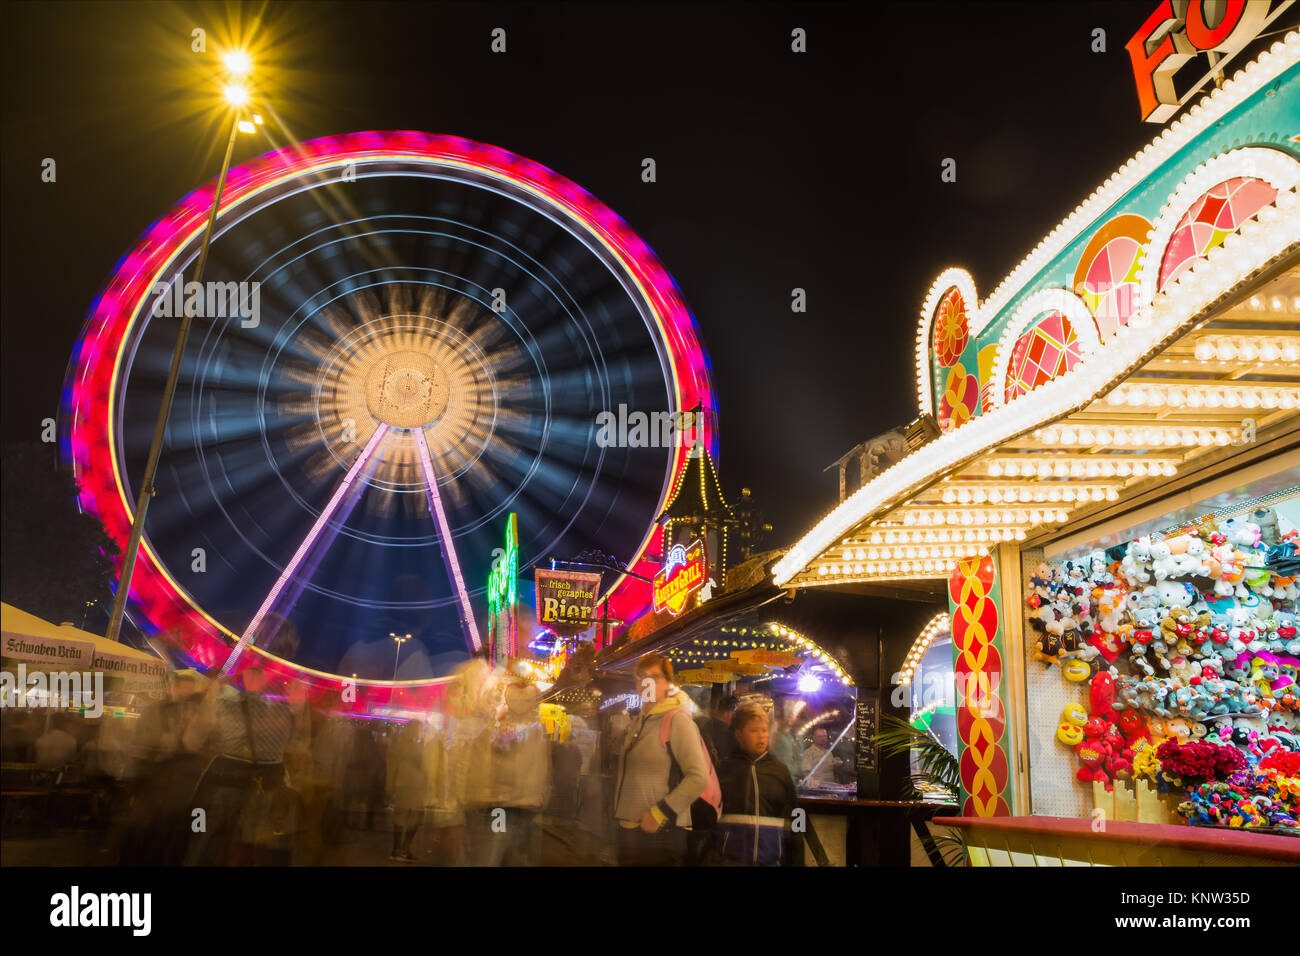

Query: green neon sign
<box><xmin>487</xmin><ymin>513</ymin><xmax>518</xmax><ymax>617</ymax></box>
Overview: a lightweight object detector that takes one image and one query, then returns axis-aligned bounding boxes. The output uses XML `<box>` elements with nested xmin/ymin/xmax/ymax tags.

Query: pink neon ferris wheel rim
<box><xmin>62</xmin><ymin>131</ymin><xmax>717</xmax><ymax>707</ymax></box>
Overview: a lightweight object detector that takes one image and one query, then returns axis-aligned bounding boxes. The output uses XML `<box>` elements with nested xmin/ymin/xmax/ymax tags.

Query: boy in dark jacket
<box><xmin>713</xmin><ymin>701</ymin><xmax>799</xmax><ymax>866</ymax></box>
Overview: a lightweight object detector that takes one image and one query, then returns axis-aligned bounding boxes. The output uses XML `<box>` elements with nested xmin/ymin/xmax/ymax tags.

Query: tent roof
<box><xmin>1</xmin><ymin>601</ymin><xmax>164</xmax><ymax>665</ymax></box>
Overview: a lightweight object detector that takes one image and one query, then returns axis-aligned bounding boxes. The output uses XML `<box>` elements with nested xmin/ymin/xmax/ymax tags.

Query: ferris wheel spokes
<box><xmin>219</xmin><ymin>423</ymin><xmax>392</xmax><ymax>675</ymax></box>
<box><xmin>415</xmin><ymin>427</ymin><xmax>483</xmax><ymax>654</ymax></box>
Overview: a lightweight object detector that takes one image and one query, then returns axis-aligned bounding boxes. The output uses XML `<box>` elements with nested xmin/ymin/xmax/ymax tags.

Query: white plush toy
<box><xmin>1173</xmin><ymin>534</ymin><xmax>1211</xmax><ymax>577</ymax></box>
<box><xmin>1150</xmin><ymin>539</ymin><xmax>1177</xmax><ymax>582</ymax></box>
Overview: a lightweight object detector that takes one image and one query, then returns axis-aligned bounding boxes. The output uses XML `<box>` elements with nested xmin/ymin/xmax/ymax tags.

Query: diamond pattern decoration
<box><xmin>1158</xmin><ymin>177</ymin><xmax>1277</xmax><ymax>291</ymax></box>
<box><xmin>1004</xmin><ymin>310</ymin><xmax>1084</xmax><ymax>403</ymax></box>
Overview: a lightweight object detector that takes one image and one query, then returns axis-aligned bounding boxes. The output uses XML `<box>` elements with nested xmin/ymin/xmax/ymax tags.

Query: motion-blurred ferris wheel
<box><xmin>62</xmin><ymin>132</ymin><xmax>717</xmax><ymax>702</ymax></box>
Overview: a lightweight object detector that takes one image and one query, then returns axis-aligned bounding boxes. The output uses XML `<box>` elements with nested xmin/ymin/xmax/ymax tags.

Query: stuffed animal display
<box><xmin>1027</xmin><ymin>508</ymin><xmax>1300</xmax><ymax>815</ymax></box>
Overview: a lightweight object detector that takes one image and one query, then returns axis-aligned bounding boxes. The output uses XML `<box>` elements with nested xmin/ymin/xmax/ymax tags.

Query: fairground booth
<box><xmin>772</xmin><ymin>30</ymin><xmax>1300</xmax><ymax>865</ymax></box>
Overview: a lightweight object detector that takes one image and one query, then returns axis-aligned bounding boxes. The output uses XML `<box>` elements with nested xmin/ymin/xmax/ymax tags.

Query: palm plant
<box><xmin>873</xmin><ymin>714</ymin><xmax>967</xmax><ymax>866</ymax></box>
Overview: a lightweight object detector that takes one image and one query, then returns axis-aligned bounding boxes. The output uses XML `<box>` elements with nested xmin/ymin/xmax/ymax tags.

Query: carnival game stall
<box><xmin>770</xmin><ymin>33</ymin><xmax>1300</xmax><ymax>863</ymax></box>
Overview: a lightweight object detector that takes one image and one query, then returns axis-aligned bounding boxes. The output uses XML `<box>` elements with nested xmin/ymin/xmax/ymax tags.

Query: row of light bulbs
<box><xmin>796</xmin><ymin>709</ymin><xmax>842</xmax><ymax>738</ymax></box>
<box><xmin>899</xmin><ymin>613</ymin><xmax>951</xmax><ymax>687</ymax></box>
<box><xmin>848</xmin><ymin>526</ymin><xmax>1025</xmax><ymax>553</ymax></box>
<box><xmin>1034</xmin><ymin>424</ymin><xmax>1237</xmax><ymax>447</ymax></box>
<box><xmin>1106</xmin><ymin>383</ymin><xmax>1299</xmax><ymax>410</ymax></box>
<box><xmin>986</xmin><ymin>457</ymin><xmax>1176</xmax><ymax>479</ymax></box>
<box><xmin>821</xmin><ymin>556</ymin><xmax>956</xmax><ymax>580</ymax></box>
<box><xmin>899</xmin><ymin>508</ymin><xmax>1071</xmax><ymax>526</ymax></box>
<box><xmin>720</xmin><ymin>625</ymin><xmax>852</xmax><ymax>684</ymax></box>
<box><xmin>1193</xmin><ymin>336</ymin><xmax>1300</xmax><ymax>363</ymax></box>
<box><xmin>939</xmin><ymin>484</ymin><xmax>1119</xmax><ymax>504</ymax></box>
<box><xmin>1240</xmin><ymin>294</ymin><xmax>1300</xmax><ymax>313</ymax></box>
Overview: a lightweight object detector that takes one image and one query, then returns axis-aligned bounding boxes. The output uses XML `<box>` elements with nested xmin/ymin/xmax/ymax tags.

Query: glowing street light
<box><xmin>223</xmin><ymin>49</ymin><xmax>252</xmax><ymax>77</ymax></box>
<box><xmin>391</xmin><ymin>633</ymin><xmax>412</xmax><ymax>684</ymax></box>
<box><xmin>106</xmin><ymin>44</ymin><xmax>270</xmax><ymax>647</ymax></box>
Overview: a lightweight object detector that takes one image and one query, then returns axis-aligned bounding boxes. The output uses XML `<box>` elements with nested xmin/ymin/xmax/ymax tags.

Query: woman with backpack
<box><xmin>612</xmin><ymin>653</ymin><xmax>718</xmax><ymax>866</ymax></box>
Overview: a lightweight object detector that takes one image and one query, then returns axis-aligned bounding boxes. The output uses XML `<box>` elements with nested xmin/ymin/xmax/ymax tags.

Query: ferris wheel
<box><xmin>62</xmin><ymin>132</ymin><xmax>717</xmax><ymax>704</ymax></box>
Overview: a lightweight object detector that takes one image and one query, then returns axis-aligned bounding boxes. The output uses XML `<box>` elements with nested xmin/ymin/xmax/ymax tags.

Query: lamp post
<box><xmin>390</xmin><ymin>633</ymin><xmax>411</xmax><ymax>684</ymax></box>
<box><xmin>104</xmin><ymin>54</ymin><xmax>260</xmax><ymax>644</ymax></box>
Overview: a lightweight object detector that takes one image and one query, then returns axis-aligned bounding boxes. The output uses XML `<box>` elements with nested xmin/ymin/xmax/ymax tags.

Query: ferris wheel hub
<box><xmin>362</xmin><ymin>349</ymin><xmax>450</xmax><ymax>428</ymax></box>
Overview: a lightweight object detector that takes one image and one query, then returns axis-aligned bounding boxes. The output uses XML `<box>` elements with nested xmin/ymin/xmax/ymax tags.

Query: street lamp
<box><xmin>223</xmin><ymin>50</ymin><xmax>252</xmax><ymax>78</ymax></box>
<box><xmin>390</xmin><ymin>633</ymin><xmax>411</xmax><ymax>683</ymax></box>
<box><xmin>104</xmin><ymin>52</ymin><xmax>267</xmax><ymax>645</ymax></box>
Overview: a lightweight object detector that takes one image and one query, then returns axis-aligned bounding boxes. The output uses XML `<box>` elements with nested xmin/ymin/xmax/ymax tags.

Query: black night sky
<box><xmin>1</xmin><ymin>1</ymin><xmax>1248</xmax><ymax>546</ymax></box>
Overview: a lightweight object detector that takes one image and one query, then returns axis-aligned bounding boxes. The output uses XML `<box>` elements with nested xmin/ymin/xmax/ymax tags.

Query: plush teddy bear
<box><xmin>1225</xmin><ymin>518</ymin><xmax>1262</xmax><ymax>550</ymax></box>
<box><xmin>1254</xmin><ymin>508</ymin><xmax>1281</xmax><ymax>547</ymax></box>
<box><xmin>1229</xmin><ymin>604</ymin><xmax>1263</xmax><ymax>655</ymax></box>
<box><xmin>1127</xmin><ymin>607</ymin><xmax>1161</xmax><ymax>676</ymax></box>
<box><xmin>1145</xmin><ymin>677</ymin><xmax>1174</xmax><ymax>718</ymax></box>
<box><xmin>1150</xmin><ymin>539</ymin><xmax>1176</xmax><ymax>582</ymax></box>
<box><xmin>1174</xmin><ymin>533</ymin><xmax>1212</xmax><ymax>578</ymax></box>
<box><xmin>1272</xmin><ymin>610</ymin><xmax>1300</xmax><ymax>656</ymax></box>
<box><xmin>1120</xmin><ymin>536</ymin><xmax>1154</xmax><ymax>586</ymax></box>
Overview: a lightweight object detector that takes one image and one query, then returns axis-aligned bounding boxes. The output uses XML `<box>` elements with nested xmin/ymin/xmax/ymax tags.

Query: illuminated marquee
<box><xmin>1126</xmin><ymin>0</ymin><xmax>1275</xmax><ymax>122</ymax></box>
<box><xmin>653</xmin><ymin>539</ymin><xmax>707</xmax><ymax>616</ymax></box>
<box><xmin>534</xmin><ymin>568</ymin><xmax>602</xmax><ymax>635</ymax></box>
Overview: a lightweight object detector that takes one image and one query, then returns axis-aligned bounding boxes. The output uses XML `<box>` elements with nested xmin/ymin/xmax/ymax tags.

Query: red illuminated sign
<box><xmin>653</xmin><ymin>539</ymin><xmax>707</xmax><ymax>616</ymax></box>
<box><xmin>1126</xmin><ymin>1</ymin><xmax>1274</xmax><ymax>123</ymax></box>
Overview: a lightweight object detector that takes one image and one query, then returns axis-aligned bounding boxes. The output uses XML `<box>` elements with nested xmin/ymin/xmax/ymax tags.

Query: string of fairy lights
<box><xmin>898</xmin><ymin>612</ymin><xmax>950</xmax><ymax>687</ymax></box>
<box><xmin>663</xmin><ymin>622</ymin><xmax>854</xmax><ymax>687</ymax></box>
<box><xmin>659</xmin><ymin>443</ymin><xmax>730</xmax><ymax>588</ymax></box>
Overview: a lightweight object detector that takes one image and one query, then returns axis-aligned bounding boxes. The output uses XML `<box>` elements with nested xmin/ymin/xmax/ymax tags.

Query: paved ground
<box><xmin>2</xmin><ymin>813</ymin><xmax>612</xmax><ymax>867</ymax></box>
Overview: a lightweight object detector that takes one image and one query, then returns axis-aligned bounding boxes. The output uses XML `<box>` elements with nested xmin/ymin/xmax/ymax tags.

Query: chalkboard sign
<box><xmin>855</xmin><ymin>692</ymin><xmax>879</xmax><ymax>772</ymax></box>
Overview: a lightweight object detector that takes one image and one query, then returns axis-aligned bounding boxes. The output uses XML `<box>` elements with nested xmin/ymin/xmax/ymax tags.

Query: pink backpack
<box><xmin>659</xmin><ymin>708</ymin><xmax>723</xmax><ymax>828</ymax></box>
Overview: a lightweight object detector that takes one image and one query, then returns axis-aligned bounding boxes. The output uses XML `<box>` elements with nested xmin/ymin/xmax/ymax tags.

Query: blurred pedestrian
<box><xmin>181</xmin><ymin>666</ymin><xmax>295</xmax><ymax>865</ymax></box>
<box><xmin>613</xmin><ymin>653</ymin><xmax>712</xmax><ymax>866</ymax></box>
<box><xmin>34</xmin><ymin>714</ymin><xmax>79</xmax><ymax>769</ymax></box>
<box><xmin>388</xmin><ymin>720</ymin><xmax>427</xmax><ymax>862</ymax></box>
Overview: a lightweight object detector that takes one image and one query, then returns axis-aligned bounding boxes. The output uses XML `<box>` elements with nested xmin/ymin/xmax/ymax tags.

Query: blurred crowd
<box><xmin>1</xmin><ymin>651</ymin><xmax>852</xmax><ymax>866</ymax></box>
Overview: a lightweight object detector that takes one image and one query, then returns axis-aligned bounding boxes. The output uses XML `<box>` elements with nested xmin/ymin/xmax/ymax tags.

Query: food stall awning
<box><xmin>773</xmin><ymin>37</ymin><xmax>1300</xmax><ymax>589</ymax></box>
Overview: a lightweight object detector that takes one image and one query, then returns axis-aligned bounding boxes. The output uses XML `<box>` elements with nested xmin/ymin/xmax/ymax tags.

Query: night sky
<box><xmin>1</xmin><ymin>1</ymin><xmax>1247</xmax><ymax>547</ymax></box>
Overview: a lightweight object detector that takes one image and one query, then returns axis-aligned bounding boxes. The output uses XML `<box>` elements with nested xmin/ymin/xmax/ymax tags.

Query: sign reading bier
<box><xmin>653</xmin><ymin>539</ymin><xmax>707</xmax><ymax>616</ymax></box>
<box><xmin>535</xmin><ymin>569</ymin><xmax>602</xmax><ymax>635</ymax></box>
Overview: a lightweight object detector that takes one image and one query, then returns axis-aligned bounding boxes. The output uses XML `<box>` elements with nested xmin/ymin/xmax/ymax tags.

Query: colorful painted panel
<box><xmin>1157</xmin><ymin>177</ymin><xmax>1278</xmax><ymax>291</ymax></box>
<box><xmin>1003</xmin><ymin>310</ymin><xmax>1086</xmax><ymax>403</ymax></box>
<box><xmin>976</xmin><ymin>344</ymin><xmax>998</xmax><ymax>413</ymax></box>
<box><xmin>1073</xmin><ymin>213</ymin><xmax>1150</xmax><ymax>338</ymax></box>
<box><xmin>938</xmin><ymin>363</ymin><xmax>979</xmax><ymax>432</ymax></box>
<box><xmin>933</xmin><ymin>286</ymin><xmax>970</xmax><ymax>368</ymax></box>
<box><xmin>949</xmin><ymin>554</ymin><xmax>1012</xmax><ymax>817</ymax></box>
